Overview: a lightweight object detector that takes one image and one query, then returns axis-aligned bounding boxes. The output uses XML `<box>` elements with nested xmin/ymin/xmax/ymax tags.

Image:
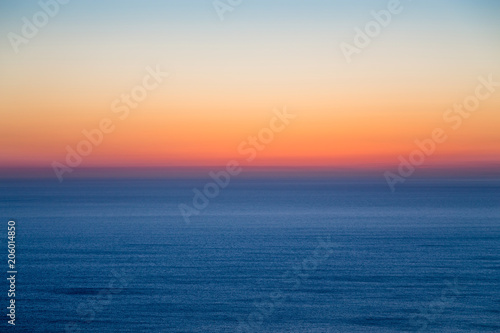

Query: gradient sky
<box><xmin>1</xmin><ymin>0</ymin><xmax>499</xmax><ymax>170</ymax></box>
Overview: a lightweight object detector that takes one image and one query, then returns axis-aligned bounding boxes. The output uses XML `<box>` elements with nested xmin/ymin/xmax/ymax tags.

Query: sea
<box><xmin>1</xmin><ymin>178</ymin><xmax>499</xmax><ymax>332</ymax></box>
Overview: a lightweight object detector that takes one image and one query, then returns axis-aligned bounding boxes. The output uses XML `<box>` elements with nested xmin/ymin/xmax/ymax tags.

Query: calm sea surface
<box><xmin>1</xmin><ymin>179</ymin><xmax>499</xmax><ymax>332</ymax></box>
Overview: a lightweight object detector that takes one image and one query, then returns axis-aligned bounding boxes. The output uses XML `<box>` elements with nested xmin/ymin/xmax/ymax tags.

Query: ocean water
<box><xmin>1</xmin><ymin>178</ymin><xmax>499</xmax><ymax>332</ymax></box>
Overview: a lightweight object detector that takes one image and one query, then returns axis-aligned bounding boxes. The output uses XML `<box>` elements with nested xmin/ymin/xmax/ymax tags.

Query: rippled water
<box><xmin>1</xmin><ymin>179</ymin><xmax>499</xmax><ymax>332</ymax></box>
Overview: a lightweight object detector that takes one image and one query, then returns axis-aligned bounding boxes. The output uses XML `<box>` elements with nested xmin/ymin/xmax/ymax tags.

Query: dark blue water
<box><xmin>1</xmin><ymin>179</ymin><xmax>499</xmax><ymax>332</ymax></box>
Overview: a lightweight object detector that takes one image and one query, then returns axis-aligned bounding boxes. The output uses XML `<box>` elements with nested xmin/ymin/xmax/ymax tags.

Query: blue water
<box><xmin>1</xmin><ymin>179</ymin><xmax>499</xmax><ymax>332</ymax></box>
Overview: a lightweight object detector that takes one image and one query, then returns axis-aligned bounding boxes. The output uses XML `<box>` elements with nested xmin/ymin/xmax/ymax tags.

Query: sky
<box><xmin>1</xmin><ymin>0</ymin><xmax>499</xmax><ymax>174</ymax></box>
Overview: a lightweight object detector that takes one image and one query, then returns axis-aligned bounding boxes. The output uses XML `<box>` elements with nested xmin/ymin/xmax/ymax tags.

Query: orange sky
<box><xmin>1</xmin><ymin>1</ymin><xmax>499</xmax><ymax>170</ymax></box>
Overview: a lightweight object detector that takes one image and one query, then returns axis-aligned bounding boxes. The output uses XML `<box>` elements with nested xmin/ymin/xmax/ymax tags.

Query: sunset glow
<box><xmin>1</xmin><ymin>0</ymin><xmax>499</xmax><ymax>173</ymax></box>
